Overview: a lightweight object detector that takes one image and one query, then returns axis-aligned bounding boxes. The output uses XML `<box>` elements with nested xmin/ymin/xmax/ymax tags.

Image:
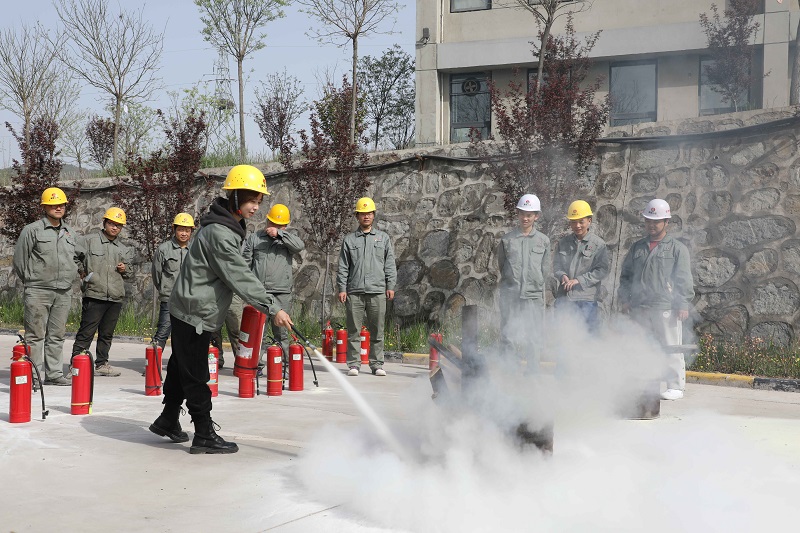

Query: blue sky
<box><xmin>0</xmin><ymin>0</ymin><xmax>416</xmax><ymax>167</ymax></box>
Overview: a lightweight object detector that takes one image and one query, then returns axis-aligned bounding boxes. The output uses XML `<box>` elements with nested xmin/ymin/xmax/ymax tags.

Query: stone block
<box><xmin>419</xmin><ymin>230</ymin><xmax>450</xmax><ymax>260</ymax></box>
<box><xmin>719</xmin><ymin>216</ymin><xmax>794</xmax><ymax>249</ymax></box>
<box><xmin>742</xmin><ymin>188</ymin><xmax>781</xmax><ymax>212</ymax></box>
<box><xmin>698</xmin><ymin>304</ymin><xmax>748</xmax><ymax>340</ymax></box>
<box><xmin>694</xmin><ymin>164</ymin><xmax>730</xmax><ymax>188</ymax></box>
<box><xmin>631</xmin><ymin>173</ymin><xmax>660</xmax><ymax>194</ymax></box>
<box><xmin>429</xmin><ymin>260</ymin><xmax>460</xmax><ymax>289</ymax></box>
<box><xmin>632</xmin><ymin>146</ymin><xmax>679</xmax><ymax>170</ymax></box>
<box><xmin>393</xmin><ymin>289</ymin><xmax>420</xmax><ymax>317</ymax></box>
<box><xmin>730</xmin><ymin>142</ymin><xmax>766</xmax><ymax>167</ymax></box>
<box><xmin>700</xmin><ymin>191</ymin><xmax>732</xmax><ymax>219</ymax></box>
<box><xmin>695</xmin><ymin>251</ymin><xmax>738</xmax><ymax>288</ymax></box>
<box><xmin>751</xmin><ymin>279</ymin><xmax>800</xmax><ymax>316</ymax></box>
<box><xmin>780</xmin><ymin>239</ymin><xmax>800</xmax><ymax>275</ymax></box>
<box><xmin>749</xmin><ymin>321</ymin><xmax>793</xmax><ymax>347</ymax></box>
<box><xmin>396</xmin><ymin>260</ymin><xmax>424</xmax><ymax>287</ymax></box>
<box><xmin>596</xmin><ymin>172</ymin><xmax>622</xmax><ymax>199</ymax></box>
<box><xmin>744</xmin><ymin>249</ymin><xmax>778</xmax><ymax>278</ymax></box>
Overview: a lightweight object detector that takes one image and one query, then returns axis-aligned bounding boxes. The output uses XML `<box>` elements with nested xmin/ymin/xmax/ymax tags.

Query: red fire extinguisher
<box><xmin>208</xmin><ymin>346</ymin><xmax>219</xmax><ymax>397</ymax></box>
<box><xmin>266</xmin><ymin>343</ymin><xmax>283</xmax><ymax>396</ymax></box>
<box><xmin>145</xmin><ymin>343</ymin><xmax>163</xmax><ymax>396</ymax></box>
<box><xmin>335</xmin><ymin>324</ymin><xmax>347</xmax><ymax>364</ymax></box>
<box><xmin>234</xmin><ymin>305</ymin><xmax>267</xmax><ymax>378</ymax></box>
<box><xmin>288</xmin><ymin>338</ymin><xmax>304</xmax><ymax>391</ymax></box>
<box><xmin>70</xmin><ymin>351</ymin><xmax>94</xmax><ymax>416</ymax></box>
<box><xmin>429</xmin><ymin>333</ymin><xmax>443</xmax><ymax>371</ymax></box>
<box><xmin>360</xmin><ymin>325</ymin><xmax>370</xmax><ymax>365</ymax></box>
<box><xmin>9</xmin><ymin>336</ymin><xmax>47</xmax><ymax>422</ymax></box>
<box><xmin>322</xmin><ymin>321</ymin><xmax>334</xmax><ymax>361</ymax></box>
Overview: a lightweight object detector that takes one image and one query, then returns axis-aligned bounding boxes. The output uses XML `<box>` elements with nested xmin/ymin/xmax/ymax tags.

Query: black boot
<box><xmin>149</xmin><ymin>403</ymin><xmax>189</xmax><ymax>443</ymax></box>
<box><xmin>190</xmin><ymin>415</ymin><xmax>239</xmax><ymax>454</ymax></box>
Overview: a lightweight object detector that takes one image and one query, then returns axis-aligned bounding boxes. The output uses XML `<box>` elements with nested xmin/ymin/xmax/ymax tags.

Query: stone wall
<box><xmin>2</xmin><ymin>107</ymin><xmax>799</xmax><ymax>344</ymax></box>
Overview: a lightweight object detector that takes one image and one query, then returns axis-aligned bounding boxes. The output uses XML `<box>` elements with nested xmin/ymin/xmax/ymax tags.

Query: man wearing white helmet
<box><xmin>618</xmin><ymin>198</ymin><xmax>694</xmax><ymax>400</ymax></box>
<box><xmin>497</xmin><ymin>194</ymin><xmax>551</xmax><ymax>369</ymax></box>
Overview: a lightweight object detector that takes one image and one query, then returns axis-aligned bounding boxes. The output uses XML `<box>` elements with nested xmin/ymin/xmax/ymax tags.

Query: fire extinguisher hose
<box><xmin>290</xmin><ymin>326</ymin><xmax>319</xmax><ymax>387</ymax></box>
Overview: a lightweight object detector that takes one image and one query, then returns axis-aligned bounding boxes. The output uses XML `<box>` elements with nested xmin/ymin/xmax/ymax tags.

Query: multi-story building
<box><xmin>415</xmin><ymin>0</ymin><xmax>798</xmax><ymax>146</ymax></box>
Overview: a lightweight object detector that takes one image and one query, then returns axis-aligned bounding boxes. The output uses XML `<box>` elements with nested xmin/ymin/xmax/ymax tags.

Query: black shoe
<box><xmin>149</xmin><ymin>417</ymin><xmax>189</xmax><ymax>443</ymax></box>
<box><xmin>190</xmin><ymin>417</ymin><xmax>238</xmax><ymax>454</ymax></box>
<box><xmin>218</xmin><ymin>356</ymin><xmax>225</xmax><ymax>369</ymax></box>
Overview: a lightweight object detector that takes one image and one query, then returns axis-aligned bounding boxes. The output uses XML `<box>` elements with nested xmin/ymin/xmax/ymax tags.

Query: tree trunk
<box><xmin>113</xmin><ymin>95</ymin><xmax>122</xmax><ymax>167</ymax></box>
<box><xmin>238</xmin><ymin>57</ymin><xmax>246</xmax><ymax>162</ymax></box>
<box><xmin>350</xmin><ymin>37</ymin><xmax>359</xmax><ymax>145</ymax></box>
<box><xmin>791</xmin><ymin>17</ymin><xmax>800</xmax><ymax>105</ymax></box>
<box><xmin>535</xmin><ymin>15</ymin><xmax>555</xmax><ymax>101</ymax></box>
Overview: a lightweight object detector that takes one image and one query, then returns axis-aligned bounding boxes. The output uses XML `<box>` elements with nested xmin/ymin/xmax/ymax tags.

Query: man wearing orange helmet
<box><xmin>243</xmin><ymin>204</ymin><xmax>305</xmax><ymax>371</ymax></box>
<box><xmin>553</xmin><ymin>200</ymin><xmax>610</xmax><ymax>331</ymax></box>
<box><xmin>151</xmin><ymin>213</ymin><xmax>195</xmax><ymax>350</ymax></box>
<box><xmin>13</xmin><ymin>187</ymin><xmax>81</xmax><ymax>386</ymax></box>
<box><xmin>72</xmin><ymin>207</ymin><xmax>134</xmax><ymax>377</ymax></box>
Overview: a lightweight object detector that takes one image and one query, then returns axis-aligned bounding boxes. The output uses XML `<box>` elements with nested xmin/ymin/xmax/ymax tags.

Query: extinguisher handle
<box><xmin>290</xmin><ymin>326</ymin><xmax>316</xmax><ymax>350</ymax></box>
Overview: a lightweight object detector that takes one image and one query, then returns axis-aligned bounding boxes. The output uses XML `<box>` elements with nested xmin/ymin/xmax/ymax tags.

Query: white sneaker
<box><xmin>373</xmin><ymin>368</ymin><xmax>386</xmax><ymax>376</ymax></box>
<box><xmin>661</xmin><ymin>388</ymin><xmax>684</xmax><ymax>401</ymax></box>
<box><xmin>347</xmin><ymin>367</ymin><xmax>359</xmax><ymax>376</ymax></box>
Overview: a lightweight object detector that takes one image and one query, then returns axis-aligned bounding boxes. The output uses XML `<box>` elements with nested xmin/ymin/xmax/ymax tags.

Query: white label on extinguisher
<box><xmin>360</xmin><ymin>335</ymin><xmax>366</xmax><ymax>342</ymax></box>
<box><xmin>292</xmin><ymin>353</ymin><xmax>302</xmax><ymax>361</ymax></box>
<box><xmin>274</xmin><ymin>356</ymin><xmax>282</xmax><ymax>364</ymax></box>
<box><xmin>360</xmin><ymin>348</ymin><xmax>368</xmax><ymax>355</ymax></box>
<box><xmin>239</xmin><ymin>331</ymin><xmax>250</xmax><ymax>343</ymax></box>
<box><xmin>72</xmin><ymin>368</ymin><xmax>79</xmax><ymax>376</ymax></box>
<box><xmin>15</xmin><ymin>375</ymin><xmax>28</xmax><ymax>385</ymax></box>
<box><xmin>337</xmin><ymin>339</ymin><xmax>343</xmax><ymax>345</ymax></box>
<box><xmin>208</xmin><ymin>364</ymin><xmax>217</xmax><ymax>373</ymax></box>
<box><xmin>239</xmin><ymin>347</ymin><xmax>253</xmax><ymax>360</ymax></box>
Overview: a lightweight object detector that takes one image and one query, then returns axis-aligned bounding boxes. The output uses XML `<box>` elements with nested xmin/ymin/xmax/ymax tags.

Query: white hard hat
<box><xmin>516</xmin><ymin>194</ymin><xmax>541</xmax><ymax>212</ymax></box>
<box><xmin>642</xmin><ymin>199</ymin><xmax>671</xmax><ymax>220</ymax></box>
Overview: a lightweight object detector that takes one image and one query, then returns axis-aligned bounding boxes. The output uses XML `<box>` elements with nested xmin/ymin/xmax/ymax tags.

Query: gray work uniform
<box><xmin>618</xmin><ymin>234</ymin><xmax>695</xmax><ymax>390</ymax></box>
<box><xmin>243</xmin><ymin>228</ymin><xmax>305</xmax><ymax>365</ymax></box>
<box><xmin>72</xmin><ymin>229</ymin><xmax>134</xmax><ymax>366</ymax></box>
<box><xmin>553</xmin><ymin>231</ymin><xmax>610</xmax><ymax>330</ymax></box>
<box><xmin>151</xmin><ymin>237</ymin><xmax>189</xmax><ymax>348</ymax></box>
<box><xmin>497</xmin><ymin>228</ymin><xmax>551</xmax><ymax>369</ymax></box>
<box><xmin>13</xmin><ymin>218</ymin><xmax>81</xmax><ymax>380</ymax></box>
<box><xmin>337</xmin><ymin>227</ymin><xmax>397</xmax><ymax>370</ymax></box>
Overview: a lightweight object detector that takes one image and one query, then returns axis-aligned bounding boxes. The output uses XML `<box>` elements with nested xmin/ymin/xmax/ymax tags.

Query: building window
<box><xmin>699</xmin><ymin>58</ymin><xmax>750</xmax><ymax>115</ymax></box>
<box><xmin>451</xmin><ymin>0</ymin><xmax>491</xmax><ymax>13</ymax></box>
<box><xmin>450</xmin><ymin>72</ymin><xmax>491</xmax><ymax>142</ymax></box>
<box><xmin>609</xmin><ymin>61</ymin><xmax>657</xmax><ymax>126</ymax></box>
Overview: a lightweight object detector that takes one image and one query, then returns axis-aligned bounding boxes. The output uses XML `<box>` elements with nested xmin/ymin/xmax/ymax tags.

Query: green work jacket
<box><xmin>497</xmin><ymin>228</ymin><xmax>551</xmax><ymax>300</ymax></box>
<box><xmin>242</xmin><ymin>229</ymin><xmax>305</xmax><ymax>294</ymax></box>
<box><xmin>152</xmin><ymin>237</ymin><xmax>189</xmax><ymax>303</ymax></box>
<box><xmin>553</xmin><ymin>231</ymin><xmax>610</xmax><ymax>302</ymax></box>
<box><xmin>13</xmin><ymin>218</ymin><xmax>81</xmax><ymax>290</ymax></box>
<box><xmin>618</xmin><ymin>234</ymin><xmax>694</xmax><ymax>311</ymax></box>
<box><xmin>79</xmin><ymin>229</ymin><xmax>134</xmax><ymax>302</ymax></box>
<box><xmin>337</xmin><ymin>227</ymin><xmax>397</xmax><ymax>294</ymax></box>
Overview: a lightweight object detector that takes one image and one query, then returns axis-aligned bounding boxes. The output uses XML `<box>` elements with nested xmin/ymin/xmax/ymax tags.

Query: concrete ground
<box><xmin>1</xmin><ymin>334</ymin><xmax>800</xmax><ymax>532</ymax></box>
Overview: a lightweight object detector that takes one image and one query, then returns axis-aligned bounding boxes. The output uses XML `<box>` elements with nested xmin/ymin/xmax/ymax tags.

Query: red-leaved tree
<box><xmin>86</xmin><ymin>115</ymin><xmax>115</xmax><ymax>172</ymax></box>
<box><xmin>471</xmin><ymin>15</ymin><xmax>609</xmax><ymax>237</ymax></box>
<box><xmin>113</xmin><ymin>109</ymin><xmax>209</xmax><ymax>262</ymax></box>
<box><xmin>0</xmin><ymin>117</ymin><xmax>81</xmax><ymax>242</ymax></box>
<box><xmin>281</xmin><ymin>79</ymin><xmax>370</xmax><ymax>325</ymax></box>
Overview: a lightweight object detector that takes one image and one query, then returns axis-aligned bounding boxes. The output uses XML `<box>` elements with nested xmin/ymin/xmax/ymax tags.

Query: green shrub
<box><xmin>691</xmin><ymin>333</ymin><xmax>800</xmax><ymax>379</ymax></box>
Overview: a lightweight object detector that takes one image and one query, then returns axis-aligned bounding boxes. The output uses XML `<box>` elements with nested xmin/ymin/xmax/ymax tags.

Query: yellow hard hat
<box><xmin>41</xmin><ymin>187</ymin><xmax>68</xmax><ymax>205</ymax></box>
<box><xmin>566</xmin><ymin>200</ymin><xmax>593</xmax><ymax>220</ymax></box>
<box><xmin>103</xmin><ymin>207</ymin><xmax>127</xmax><ymax>225</ymax></box>
<box><xmin>354</xmin><ymin>197</ymin><xmax>376</xmax><ymax>213</ymax></box>
<box><xmin>266</xmin><ymin>204</ymin><xmax>290</xmax><ymax>225</ymax></box>
<box><xmin>173</xmin><ymin>213</ymin><xmax>195</xmax><ymax>227</ymax></box>
<box><xmin>222</xmin><ymin>165</ymin><xmax>270</xmax><ymax>195</ymax></box>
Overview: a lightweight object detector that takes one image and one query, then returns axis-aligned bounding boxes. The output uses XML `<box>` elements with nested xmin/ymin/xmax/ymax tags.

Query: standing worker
<box><xmin>618</xmin><ymin>198</ymin><xmax>694</xmax><ymax>401</ymax></box>
<box><xmin>553</xmin><ymin>200</ymin><xmax>610</xmax><ymax>331</ymax></box>
<box><xmin>151</xmin><ymin>213</ymin><xmax>194</xmax><ymax>350</ymax></box>
<box><xmin>12</xmin><ymin>187</ymin><xmax>82</xmax><ymax>386</ymax></box>
<box><xmin>149</xmin><ymin>165</ymin><xmax>293</xmax><ymax>454</ymax></box>
<box><xmin>72</xmin><ymin>207</ymin><xmax>133</xmax><ymax>377</ymax></box>
<box><xmin>337</xmin><ymin>197</ymin><xmax>396</xmax><ymax>377</ymax></box>
<box><xmin>497</xmin><ymin>194</ymin><xmax>551</xmax><ymax>371</ymax></box>
<box><xmin>243</xmin><ymin>204</ymin><xmax>305</xmax><ymax>372</ymax></box>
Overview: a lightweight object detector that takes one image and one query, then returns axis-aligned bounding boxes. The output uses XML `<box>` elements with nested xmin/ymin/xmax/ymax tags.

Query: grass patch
<box><xmin>690</xmin><ymin>333</ymin><xmax>800</xmax><ymax>379</ymax></box>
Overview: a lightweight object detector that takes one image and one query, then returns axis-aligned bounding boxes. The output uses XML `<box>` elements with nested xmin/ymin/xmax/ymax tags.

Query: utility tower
<box><xmin>212</xmin><ymin>49</ymin><xmax>236</xmax><ymax>141</ymax></box>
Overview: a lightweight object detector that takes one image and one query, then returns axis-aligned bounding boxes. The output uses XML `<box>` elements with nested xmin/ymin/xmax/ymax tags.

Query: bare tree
<box><xmin>0</xmin><ymin>23</ymin><xmax>70</xmax><ymax>142</ymax></box>
<box><xmin>195</xmin><ymin>0</ymin><xmax>288</xmax><ymax>162</ymax></box>
<box><xmin>253</xmin><ymin>69</ymin><xmax>307</xmax><ymax>154</ymax></box>
<box><xmin>297</xmin><ymin>0</ymin><xmax>401</xmax><ymax>144</ymax></box>
<box><xmin>59</xmin><ymin>108</ymin><xmax>91</xmax><ymax>174</ymax></box>
<box><xmin>166</xmin><ymin>86</ymin><xmax>237</xmax><ymax>157</ymax></box>
<box><xmin>504</xmin><ymin>0</ymin><xmax>591</xmax><ymax>99</ymax></box>
<box><xmin>54</xmin><ymin>0</ymin><xmax>164</xmax><ymax>166</ymax></box>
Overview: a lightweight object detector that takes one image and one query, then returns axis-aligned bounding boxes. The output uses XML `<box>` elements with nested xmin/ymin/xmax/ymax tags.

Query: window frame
<box><xmin>449</xmin><ymin>72</ymin><xmax>492</xmax><ymax>143</ymax></box>
<box><xmin>609</xmin><ymin>60</ymin><xmax>658</xmax><ymax>127</ymax></box>
<box><xmin>450</xmin><ymin>0</ymin><xmax>492</xmax><ymax>13</ymax></box>
<box><xmin>698</xmin><ymin>56</ymin><xmax>751</xmax><ymax>116</ymax></box>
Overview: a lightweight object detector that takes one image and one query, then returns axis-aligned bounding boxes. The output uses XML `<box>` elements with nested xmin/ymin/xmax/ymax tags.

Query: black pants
<box><xmin>163</xmin><ymin>315</ymin><xmax>212</xmax><ymax>417</ymax></box>
<box><xmin>72</xmin><ymin>297</ymin><xmax>122</xmax><ymax>366</ymax></box>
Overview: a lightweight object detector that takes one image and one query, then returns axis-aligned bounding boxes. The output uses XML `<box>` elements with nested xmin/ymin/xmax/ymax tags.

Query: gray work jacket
<box><xmin>152</xmin><ymin>237</ymin><xmax>189</xmax><ymax>302</ymax></box>
<box><xmin>242</xmin><ymin>229</ymin><xmax>305</xmax><ymax>294</ymax></box>
<box><xmin>553</xmin><ymin>231</ymin><xmax>610</xmax><ymax>302</ymax></box>
<box><xmin>13</xmin><ymin>218</ymin><xmax>81</xmax><ymax>290</ymax></box>
<box><xmin>79</xmin><ymin>230</ymin><xmax>133</xmax><ymax>302</ymax></box>
<box><xmin>497</xmin><ymin>228</ymin><xmax>551</xmax><ymax>300</ymax></box>
<box><xmin>337</xmin><ymin>227</ymin><xmax>397</xmax><ymax>294</ymax></box>
<box><xmin>618</xmin><ymin>234</ymin><xmax>695</xmax><ymax>311</ymax></box>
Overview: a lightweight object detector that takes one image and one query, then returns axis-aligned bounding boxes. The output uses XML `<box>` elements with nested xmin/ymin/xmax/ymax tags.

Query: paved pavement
<box><xmin>1</xmin><ymin>335</ymin><xmax>799</xmax><ymax>532</ymax></box>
